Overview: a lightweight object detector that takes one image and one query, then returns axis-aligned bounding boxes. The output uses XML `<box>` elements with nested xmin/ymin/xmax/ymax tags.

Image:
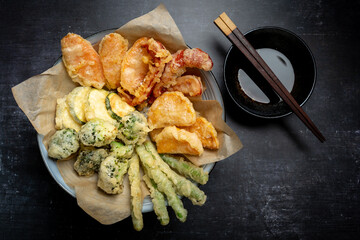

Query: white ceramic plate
<box><xmin>37</xmin><ymin>29</ymin><xmax>225</xmax><ymax>213</ymax></box>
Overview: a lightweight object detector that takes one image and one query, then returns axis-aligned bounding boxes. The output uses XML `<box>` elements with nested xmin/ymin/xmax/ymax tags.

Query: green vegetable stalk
<box><xmin>128</xmin><ymin>154</ymin><xmax>143</xmax><ymax>231</ymax></box>
<box><xmin>143</xmin><ymin>141</ymin><xmax>207</xmax><ymax>206</ymax></box>
<box><xmin>143</xmin><ymin>174</ymin><xmax>170</xmax><ymax>226</ymax></box>
<box><xmin>160</xmin><ymin>154</ymin><xmax>209</xmax><ymax>185</ymax></box>
<box><xmin>136</xmin><ymin>144</ymin><xmax>187</xmax><ymax>222</ymax></box>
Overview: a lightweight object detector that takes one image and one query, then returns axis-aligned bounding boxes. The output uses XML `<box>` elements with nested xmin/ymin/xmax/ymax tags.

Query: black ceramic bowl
<box><xmin>224</xmin><ymin>26</ymin><xmax>316</xmax><ymax>118</ymax></box>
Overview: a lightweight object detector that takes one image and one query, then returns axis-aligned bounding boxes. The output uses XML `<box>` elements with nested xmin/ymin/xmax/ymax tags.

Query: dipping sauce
<box><xmin>237</xmin><ymin>48</ymin><xmax>295</xmax><ymax>104</ymax></box>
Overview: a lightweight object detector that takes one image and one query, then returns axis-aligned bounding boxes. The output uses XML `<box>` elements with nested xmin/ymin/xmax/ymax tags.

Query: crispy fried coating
<box><xmin>118</xmin><ymin>37</ymin><xmax>172</xmax><ymax>106</ymax></box>
<box><xmin>165</xmin><ymin>75</ymin><xmax>203</xmax><ymax>97</ymax></box>
<box><xmin>48</xmin><ymin>128</ymin><xmax>80</xmax><ymax>160</ymax></box>
<box><xmin>153</xmin><ymin>126</ymin><xmax>204</xmax><ymax>156</ymax></box>
<box><xmin>149</xmin><ymin>128</ymin><xmax>163</xmax><ymax>141</ymax></box>
<box><xmin>147</xmin><ymin>91</ymin><xmax>196</xmax><ymax>129</ymax></box>
<box><xmin>182</xmin><ymin>117</ymin><xmax>219</xmax><ymax>150</ymax></box>
<box><xmin>97</xmin><ymin>155</ymin><xmax>129</xmax><ymax>194</ymax></box>
<box><xmin>99</xmin><ymin>33</ymin><xmax>129</xmax><ymax>89</ymax></box>
<box><xmin>153</xmin><ymin>48</ymin><xmax>213</xmax><ymax>97</ymax></box>
<box><xmin>55</xmin><ymin>96</ymin><xmax>82</xmax><ymax>132</ymax></box>
<box><xmin>61</xmin><ymin>33</ymin><xmax>106</xmax><ymax>89</ymax></box>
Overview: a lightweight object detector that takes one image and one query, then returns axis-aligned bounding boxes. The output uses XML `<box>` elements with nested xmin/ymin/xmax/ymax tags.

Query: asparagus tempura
<box><xmin>143</xmin><ymin>175</ymin><xmax>170</xmax><ymax>226</ymax></box>
<box><xmin>136</xmin><ymin>144</ymin><xmax>187</xmax><ymax>222</ymax></box>
<box><xmin>160</xmin><ymin>154</ymin><xmax>209</xmax><ymax>185</ymax></box>
<box><xmin>128</xmin><ymin>154</ymin><xmax>143</xmax><ymax>231</ymax></box>
<box><xmin>144</xmin><ymin>141</ymin><xmax>207</xmax><ymax>206</ymax></box>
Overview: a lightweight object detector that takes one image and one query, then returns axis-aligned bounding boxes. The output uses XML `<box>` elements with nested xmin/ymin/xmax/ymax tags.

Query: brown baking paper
<box><xmin>11</xmin><ymin>4</ymin><xmax>242</xmax><ymax>225</ymax></box>
<box><xmin>187</xmin><ymin>100</ymin><xmax>243</xmax><ymax>166</ymax></box>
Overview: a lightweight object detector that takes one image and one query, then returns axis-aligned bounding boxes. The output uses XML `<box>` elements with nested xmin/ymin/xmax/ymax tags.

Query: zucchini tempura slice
<box><xmin>99</xmin><ymin>33</ymin><xmax>129</xmax><ymax>90</ymax></box>
<box><xmin>61</xmin><ymin>33</ymin><xmax>106</xmax><ymax>89</ymax></box>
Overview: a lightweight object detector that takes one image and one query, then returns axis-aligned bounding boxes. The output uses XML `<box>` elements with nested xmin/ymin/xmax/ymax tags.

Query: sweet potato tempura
<box><xmin>99</xmin><ymin>33</ymin><xmax>129</xmax><ymax>89</ymax></box>
<box><xmin>61</xmin><ymin>33</ymin><xmax>106</xmax><ymax>89</ymax></box>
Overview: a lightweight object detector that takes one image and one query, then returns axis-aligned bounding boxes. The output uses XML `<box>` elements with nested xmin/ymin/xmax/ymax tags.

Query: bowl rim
<box><xmin>223</xmin><ymin>26</ymin><xmax>317</xmax><ymax>119</ymax></box>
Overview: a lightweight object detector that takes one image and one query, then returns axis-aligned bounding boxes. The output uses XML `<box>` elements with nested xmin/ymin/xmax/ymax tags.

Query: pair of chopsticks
<box><xmin>214</xmin><ymin>13</ymin><xmax>325</xmax><ymax>142</ymax></box>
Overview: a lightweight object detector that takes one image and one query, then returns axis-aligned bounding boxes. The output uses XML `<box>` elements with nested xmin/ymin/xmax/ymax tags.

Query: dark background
<box><xmin>1</xmin><ymin>0</ymin><xmax>359</xmax><ymax>239</ymax></box>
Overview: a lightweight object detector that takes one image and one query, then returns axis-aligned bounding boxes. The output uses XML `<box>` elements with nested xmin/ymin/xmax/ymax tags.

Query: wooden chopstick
<box><xmin>214</xmin><ymin>13</ymin><xmax>326</xmax><ymax>142</ymax></box>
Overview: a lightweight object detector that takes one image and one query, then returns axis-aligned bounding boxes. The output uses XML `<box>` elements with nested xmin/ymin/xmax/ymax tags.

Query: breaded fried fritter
<box><xmin>149</xmin><ymin>128</ymin><xmax>163</xmax><ymax>142</ymax></box>
<box><xmin>99</xmin><ymin>33</ymin><xmax>129</xmax><ymax>89</ymax></box>
<box><xmin>153</xmin><ymin>126</ymin><xmax>203</xmax><ymax>156</ymax></box>
<box><xmin>48</xmin><ymin>128</ymin><xmax>80</xmax><ymax>160</ymax></box>
<box><xmin>182</xmin><ymin>117</ymin><xmax>219</xmax><ymax>150</ymax></box>
<box><xmin>78</xmin><ymin>119</ymin><xmax>118</xmax><ymax>147</ymax></box>
<box><xmin>153</xmin><ymin>48</ymin><xmax>213</xmax><ymax>97</ymax></box>
<box><xmin>97</xmin><ymin>155</ymin><xmax>129</xmax><ymax>194</ymax></box>
<box><xmin>147</xmin><ymin>91</ymin><xmax>196</xmax><ymax>129</ymax></box>
<box><xmin>118</xmin><ymin>37</ymin><xmax>172</xmax><ymax>106</ymax></box>
<box><xmin>61</xmin><ymin>33</ymin><xmax>106</xmax><ymax>89</ymax></box>
<box><xmin>165</xmin><ymin>75</ymin><xmax>203</xmax><ymax>97</ymax></box>
<box><xmin>55</xmin><ymin>96</ymin><xmax>82</xmax><ymax>132</ymax></box>
<box><xmin>74</xmin><ymin>148</ymin><xmax>108</xmax><ymax>176</ymax></box>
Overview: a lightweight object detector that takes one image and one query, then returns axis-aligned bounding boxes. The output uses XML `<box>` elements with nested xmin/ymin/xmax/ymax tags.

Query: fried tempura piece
<box><xmin>153</xmin><ymin>48</ymin><xmax>213</xmax><ymax>97</ymax></box>
<box><xmin>55</xmin><ymin>96</ymin><xmax>82</xmax><ymax>132</ymax></box>
<box><xmin>61</xmin><ymin>33</ymin><xmax>106</xmax><ymax>89</ymax></box>
<box><xmin>160</xmin><ymin>154</ymin><xmax>209</xmax><ymax>185</ymax></box>
<box><xmin>143</xmin><ymin>175</ymin><xmax>169</xmax><ymax>226</ymax></box>
<box><xmin>48</xmin><ymin>128</ymin><xmax>80</xmax><ymax>160</ymax></box>
<box><xmin>149</xmin><ymin>128</ymin><xmax>163</xmax><ymax>142</ymax></box>
<box><xmin>163</xmin><ymin>75</ymin><xmax>203</xmax><ymax>97</ymax></box>
<box><xmin>143</xmin><ymin>141</ymin><xmax>206</xmax><ymax>205</ymax></box>
<box><xmin>136</xmin><ymin>144</ymin><xmax>188</xmax><ymax>222</ymax></box>
<box><xmin>118</xmin><ymin>37</ymin><xmax>172</xmax><ymax>106</ymax></box>
<box><xmin>78</xmin><ymin>119</ymin><xmax>118</xmax><ymax>147</ymax></box>
<box><xmin>128</xmin><ymin>154</ymin><xmax>143</xmax><ymax>231</ymax></box>
<box><xmin>74</xmin><ymin>148</ymin><xmax>108</xmax><ymax>176</ymax></box>
<box><xmin>182</xmin><ymin>117</ymin><xmax>219</xmax><ymax>150</ymax></box>
<box><xmin>147</xmin><ymin>91</ymin><xmax>196</xmax><ymax>129</ymax></box>
<box><xmin>153</xmin><ymin>126</ymin><xmax>204</xmax><ymax>156</ymax></box>
<box><xmin>99</xmin><ymin>33</ymin><xmax>129</xmax><ymax>89</ymax></box>
<box><xmin>97</xmin><ymin>155</ymin><xmax>129</xmax><ymax>194</ymax></box>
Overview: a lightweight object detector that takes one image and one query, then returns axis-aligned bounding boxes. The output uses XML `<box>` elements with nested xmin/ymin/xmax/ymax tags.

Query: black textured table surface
<box><xmin>1</xmin><ymin>0</ymin><xmax>359</xmax><ymax>239</ymax></box>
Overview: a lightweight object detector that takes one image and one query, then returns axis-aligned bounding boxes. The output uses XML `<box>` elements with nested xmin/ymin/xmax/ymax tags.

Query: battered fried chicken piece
<box><xmin>117</xmin><ymin>37</ymin><xmax>172</xmax><ymax>106</ymax></box>
<box><xmin>153</xmin><ymin>48</ymin><xmax>213</xmax><ymax>98</ymax></box>
<box><xmin>182</xmin><ymin>117</ymin><xmax>219</xmax><ymax>150</ymax></box>
<box><xmin>147</xmin><ymin>91</ymin><xmax>196</xmax><ymax>129</ymax></box>
<box><xmin>99</xmin><ymin>33</ymin><xmax>129</xmax><ymax>89</ymax></box>
<box><xmin>61</xmin><ymin>33</ymin><xmax>106</xmax><ymax>89</ymax></box>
